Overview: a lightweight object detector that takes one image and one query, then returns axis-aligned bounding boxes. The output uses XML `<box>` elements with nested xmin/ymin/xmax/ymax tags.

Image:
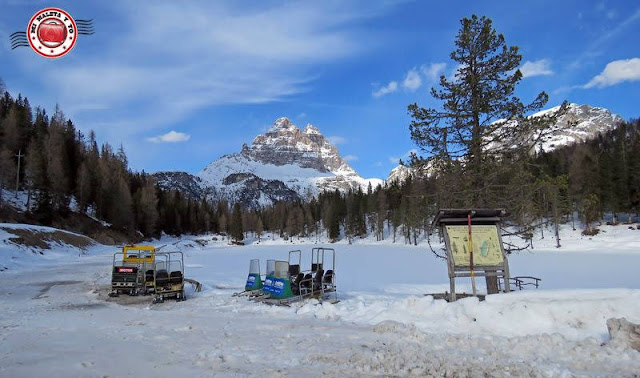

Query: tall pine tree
<box><xmin>408</xmin><ymin>15</ymin><xmax>564</xmax><ymax>207</ymax></box>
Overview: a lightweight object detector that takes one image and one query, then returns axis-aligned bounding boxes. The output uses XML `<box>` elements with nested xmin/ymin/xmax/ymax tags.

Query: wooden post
<box><xmin>485</xmin><ymin>268</ymin><xmax>499</xmax><ymax>294</ymax></box>
<box><xmin>449</xmin><ymin>277</ymin><xmax>456</xmax><ymax>302</ymax></box>
<box><xmin>15</xmin><ymin>149</ymin><xmax>24</xmax><ymax>193</ymax></box>
<box><xmin>468</xmin><ymin>213</ymin><xmax>477</xmax><ymax>296</ymax></box>
<box><xmin>443</xmin><ymin>225</ymin><xmax>457</xmax><ymax>302</ymax></box>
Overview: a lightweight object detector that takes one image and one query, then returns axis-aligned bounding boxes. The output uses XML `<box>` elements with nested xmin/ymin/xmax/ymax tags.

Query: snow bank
<box><xmin>0</xmin><ymin>223</ymin><xmax>107</xmax><ymax>271</ymax></box>
<box><xmin>297</xmin><ymin>289</ymin><xmax>640</xmax><ymax>341</ymax></box>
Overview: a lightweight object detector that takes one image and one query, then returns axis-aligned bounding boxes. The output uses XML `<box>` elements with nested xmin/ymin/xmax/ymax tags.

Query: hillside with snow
<box><xmin>532</xmin><ymin>103</ymin><xmax>623</xmax><ymax>152</ymax></box>
<box><xmin>387</xmin><ymin>103</ymin><xmax>623</xmax><ymax>181</ymax></box>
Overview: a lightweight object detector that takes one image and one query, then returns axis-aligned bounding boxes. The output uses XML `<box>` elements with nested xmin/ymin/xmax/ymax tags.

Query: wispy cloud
<box><xmin>402</xmin><ymin>68</ymin><xmax>422</xmax><ymax>91</ymax></box>
<box><xmin>569</xmin><ymin>7</ymin><xmax>640</xmax><ymax>69</ymax></box>
<box><xmin>372</xmin><ymin>81</ymin><xmax>398</xmax><ymax>98</ymax></box>
<box><xmin>343</xmin><ymin>155</ymin><xmax>358</xmax><ymax>162</ymax></box>
<box><xmin>14</xmin><ymin>1</ymin><xmax>397</xmax><ymax>146</ymax></box>
<box><xmin>374</xmin><ymin>62</ymin><xmax>446</xmax><ymax>98</ymax></box>
<box><xmin>328</xmin><ymin>135</ymin><xmax>347</xmax><ymax>145</ymax></box>
<box><xmin>420</xmin><ymin>63</ymin><xmax>447</xmax><ymax>81</ymax></box>
<box><xmin>520</xmin><ymin>59</ymin><xmax>553</xmax><ymax>78</ymax></box>
<box><xmin>147</xmin><ymin>131</ymin><xmax>191</xmax><ymax>143</ymax></box>
<box><xmin>584</xmin><ymin>58</ymin><xmax>640</xmax><ymax>88</ymax></box>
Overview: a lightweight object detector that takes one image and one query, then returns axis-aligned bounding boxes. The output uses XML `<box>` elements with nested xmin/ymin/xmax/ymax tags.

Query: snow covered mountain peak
<box><xmin>532</xmin><ymin>103</ymin><xmax>623</xmax><ymax>152</ymax></box>
<box><xmin>387</xmin><ymin>164</ymin><xmax>413</xmax><ymax>184</ymax></box>
<box><xmin>269</xmin><ymin>117</ymin><xmax>295</xmax><ymax>132</ymax></box>
<box><xmin>304</xmin><ymin>124</ymin><xmax>321</xmax><ymax>135</ymax></box>
<box><xmin>189</xmin><ymin>117</ymin><xmax>382</xmax><ymax>207</ymax></box>
<box><xmin>240</xmin><ymin>117</ymin><xmax>353</xmax><ymax>174</ymax></box>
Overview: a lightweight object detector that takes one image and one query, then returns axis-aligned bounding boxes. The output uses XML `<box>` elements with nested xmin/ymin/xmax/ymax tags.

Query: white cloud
<box><xmin>402</xmin><ymin>68</ymin><xmax>422</xmax><ymax>91</ymax></box>
<box><xmin>147</xmin><ymin>130</ymin><xmax>191</xmax><ymax>143</ymax></box>
<box><xmin>328</xmin><ymin>136</ymin><xmax>347</xmax><ymax>145</ymax></box>
<box><xmin>343</xmin><ymin>155</ymin><xmax>358</xmax><ymax>162</ymax></box>
<box><xmin>374</xmin><ymin>63</ymin><xmax>445</xmax><ymax>98</ymax></box>
<box><xmin>420</xmin><ymin>63</ymin><xmax>447</xmax><ymax>81</ymax></box>
<box><xmin>372</xmin><ymin>81</ymin><xmax>398</xmax><ymax>98</ymax></box>
<box><xmin>520</xmin><ymin>59</ymin><xmax>553</xmax><ymax>78</ymax></box>
<box><xmin>584</xmin><ymin>58</ymin><xmax>640</xmax><ymax>88</ymax></box>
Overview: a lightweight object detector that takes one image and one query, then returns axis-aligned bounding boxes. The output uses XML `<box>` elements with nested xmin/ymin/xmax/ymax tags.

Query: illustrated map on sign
<box><xmin>445</xmin><ymin>225</ymin><xmax>504</xmax><ymax>267</ymax></box>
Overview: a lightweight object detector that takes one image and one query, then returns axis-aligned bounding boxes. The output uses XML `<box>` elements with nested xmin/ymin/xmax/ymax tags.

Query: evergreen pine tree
<box><xmin>137</xmin><ymin>180</ymin><xmax>159</xmax><ymax>236</ymax></box>
<box><xmin>256</xmin><ymin>216</ymin><xmax>264</xmax><ymax>242</ymax></box>
<box><xmin>230</xmin><ymin>203</ymin><xmax>244</xmax><ymax>243</ymax></box>
<box><xmin>408</xmin><ymin>15</ymin><xmax>563</xmax><ymax>206</ymax></box>
<box><xmin>0</xmin><ymin>148</ymin><xmax>16</xmax><ymax>201</ymax></box>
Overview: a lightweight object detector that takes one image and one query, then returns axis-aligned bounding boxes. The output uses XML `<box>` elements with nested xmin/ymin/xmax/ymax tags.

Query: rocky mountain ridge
<box><xmin>154</xmin><ymin>117</ymin><xmax>382</xmax><ymax>207</ymax></box>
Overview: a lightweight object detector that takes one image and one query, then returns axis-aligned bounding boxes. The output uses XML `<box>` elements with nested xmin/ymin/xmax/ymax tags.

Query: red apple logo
<box><xmin>37</xmin><ymin>19</ymin><xmax>67</xmax><ymax>48</ymax></box>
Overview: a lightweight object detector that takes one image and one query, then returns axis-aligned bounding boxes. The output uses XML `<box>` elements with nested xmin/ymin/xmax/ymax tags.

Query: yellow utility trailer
<box><xmin>109</xmin><ymin>245</ymin><xmax>157</xmax><ymax>297</ymax></box>
<box><xmin>152</xmin><ymin>251</ymin><xmax>185</xmax><ymax>303</ymax></box>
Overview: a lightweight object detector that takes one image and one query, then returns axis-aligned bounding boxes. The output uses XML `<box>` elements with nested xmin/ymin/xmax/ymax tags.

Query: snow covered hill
<box><xmin>532</xmin><ymin>103</ymin><xmax>623</xmax><ymax>152</ymax></box>
<box><xmin>488</xmin><ymin>102</ymin><xmax>623</xmax><ymax>154</ymax></box>
<box><xmin>387</xmin><ymin>164</ymin><xmax>413</xmax><ymax>184</ymax></box>
<box><xmin>155</xmin><ymin>117</ymin><xmax>382</xmax><ymax>207</ymax></box>
<box><xmin>0</xmin><ymin>223</ymin><xmax>100</xmax><ymax>271</ymax></box>
<box><xmin>152</xmin><ymin>171</ymin><xmax>207</xmax><ymax>199</ymax></box>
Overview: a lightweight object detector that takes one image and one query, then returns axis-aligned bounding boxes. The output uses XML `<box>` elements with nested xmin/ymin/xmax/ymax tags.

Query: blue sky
<box><xmin>1</xmin><ymin>0</ymin><xmax>639</xmax><ymax>179</ymax></box>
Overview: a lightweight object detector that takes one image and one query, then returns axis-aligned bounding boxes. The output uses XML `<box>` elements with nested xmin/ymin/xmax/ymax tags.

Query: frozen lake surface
<box><xmin>1</xmin><ymin>223</ymin><xmax>639</xmax><ymax>376</ymax></box>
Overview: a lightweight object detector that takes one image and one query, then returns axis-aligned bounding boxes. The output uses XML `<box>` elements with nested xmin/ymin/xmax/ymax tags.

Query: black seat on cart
<box><xmin>324</xmin><ymin>270</ymin><xmax>334</xmax><ymax>284</ymax></box>
<box><xmin>169</xmin><ymin>271</ymin><xmax>183</xmax><ymax>284</ymax></box>
<box><xmin>313</xmin><ymin>269</ymin><xmax>324</xmax><ymax>291</ymax></box>
<box><xmin>311</xmin><ymin>263</ymin><xmax>323</xmax><ymax>272</ymax></box>
<box><xmin>155</xmin><ymin>270</ymin><xmax>169</xmax><ymax>286</ymax></box>
<box><xmin>145</xmin><ymin>270</ymin><xmax>154</xmax><ymax>282</ymax></box>
<box><xmin>289</xmin><ymin>264</ymin><xmax>300</xmax><ymax>276</ymax></box>
<box><xmin>291</xmin><ymin>273</ymin><xmax>304</xmax><ymax>295</ymax></box>
<box><xmin>301</xmin><ymin>273</ymin><xmax>312</xmax><ymax>289</ymax></box>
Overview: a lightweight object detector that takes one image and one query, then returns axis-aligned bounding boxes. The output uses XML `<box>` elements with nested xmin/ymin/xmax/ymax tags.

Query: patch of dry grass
<box><xmin>2</xmin><ymin>227</ymin><xmax>95</xmax><ymax>250</ymax></box>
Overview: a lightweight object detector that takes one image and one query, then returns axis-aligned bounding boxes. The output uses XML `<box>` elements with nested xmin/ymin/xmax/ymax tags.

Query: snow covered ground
<box><xmin>1</xmin><ymin>224</ymin><xmax>639</xmax><ymax>376</ymax></box>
